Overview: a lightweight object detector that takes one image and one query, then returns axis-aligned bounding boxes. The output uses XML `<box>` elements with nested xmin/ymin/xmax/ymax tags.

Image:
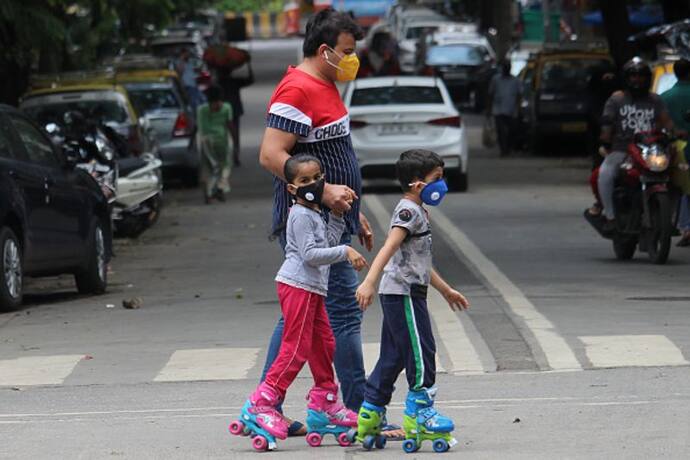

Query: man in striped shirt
<box><xmin>258</xmin><ymin>8</ymin><xmax>376</xmax><ymax>434</ymax></box>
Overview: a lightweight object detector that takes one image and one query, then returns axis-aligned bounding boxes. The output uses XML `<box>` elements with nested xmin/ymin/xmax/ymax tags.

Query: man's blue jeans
<box><xmin>260</xmin><ymin>233</ymin><xmax>365</xmax><ymax>411</ymax></box>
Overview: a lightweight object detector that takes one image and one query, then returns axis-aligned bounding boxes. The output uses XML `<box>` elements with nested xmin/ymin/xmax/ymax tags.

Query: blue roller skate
<box><xmin>401</xmin><ymin>387</ymin><xmax>458</xmax><ymax>453</ymax></box>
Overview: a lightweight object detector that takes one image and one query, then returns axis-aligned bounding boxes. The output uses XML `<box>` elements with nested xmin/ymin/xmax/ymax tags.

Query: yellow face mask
<box><xmin>324</xmin><ymin>47</ymin><xmax>360</xmax><ymax>82</ymax></box>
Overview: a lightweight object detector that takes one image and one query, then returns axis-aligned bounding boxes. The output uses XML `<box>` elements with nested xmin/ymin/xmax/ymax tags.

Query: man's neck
<box><xmin>298</xmin><ymin>58</ymin><xmax>332</xmax><ymax>83</ymax></box>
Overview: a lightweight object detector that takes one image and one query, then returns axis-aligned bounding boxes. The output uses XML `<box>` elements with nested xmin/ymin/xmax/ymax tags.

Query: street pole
<box><xmin>543</xmin><ymin>0</ymin><xmax>551</xmax><ymax>43</ymax></box>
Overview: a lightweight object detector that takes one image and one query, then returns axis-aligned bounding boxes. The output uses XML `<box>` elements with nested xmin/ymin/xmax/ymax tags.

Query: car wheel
<box><xmin>448</xmin><ymin>169</ymin><xmax>468</xmax><ymax>192</ymax></box>
<box><xmin>75</xmin><ymin>218</ymin><xmax>108</xmax><ymax>295</ymax></box>
<box><xmin>0</xmin><ymin>227</ymin><xmax>23</xmax><ymax>310</ymax></box>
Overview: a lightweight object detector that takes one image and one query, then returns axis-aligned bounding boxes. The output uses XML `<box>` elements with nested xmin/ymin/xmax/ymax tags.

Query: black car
<box><xmin>0</xmin><ymin>105</ymin><xmax>111</xmax><ymax>310</ymax></box>
<box><xmin>423</xmin><ymin>43</ymin><xmax>496</xmax><ymax>111</ymax></box>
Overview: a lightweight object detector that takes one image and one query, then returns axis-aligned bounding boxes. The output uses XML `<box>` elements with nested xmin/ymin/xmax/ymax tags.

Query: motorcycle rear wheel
<box><xmin>646</xmin><ymin>193</ymin><xmax>672</xmax><ymax>265</ymax></box>
<box><xmin>613</xmin><ymin>236</ymin><xmax>637</xmax><ymax>260</ymax></box>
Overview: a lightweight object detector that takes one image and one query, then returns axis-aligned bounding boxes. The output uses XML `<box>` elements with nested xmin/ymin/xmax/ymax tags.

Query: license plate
<box><xmin>378</xmin><ymin>124</ymin><xmax>418</xmax><ymax>136</ymax></box>
<box><xmin>561</xmin><ymin>122</ymin><xmax>587</xmax><ymax>133</ymax></box>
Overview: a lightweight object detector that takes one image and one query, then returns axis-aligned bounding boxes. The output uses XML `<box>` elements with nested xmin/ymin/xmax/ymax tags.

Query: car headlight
<box><xmin>642</xmin><ymin>145</ymin><xmax>669</xmax><ymax>172</ymax></box>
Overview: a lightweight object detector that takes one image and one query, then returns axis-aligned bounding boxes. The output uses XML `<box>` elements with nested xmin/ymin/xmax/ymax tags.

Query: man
<box><xmin>487</xmin><ymin>60</ymin><xmax>522</xmax><ymax>157</ymax></box>
<box><xmin>660</xmin><ymin>59</ymin><xmax>690</xmax><ymax>247</ymax></box>
<box><xmin>257</xmin><ymin>7</ymin><xmax>384</xmax><ymax>436</ymax></box>
<box><xmin>591</xmin><ymin>58</ymin><xmax>673</xmax><ymax>234</ymax></box>
<box><xmin>176</xmin><ymin>48</ymin><xmax>204</xmax><ymax>111</ymax></box>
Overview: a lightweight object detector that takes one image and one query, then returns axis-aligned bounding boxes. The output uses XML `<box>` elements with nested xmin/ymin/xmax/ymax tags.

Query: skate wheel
<box><xmin>375</xmin><ymin>435</ymin><xmax>387</xmax><ymax>449</ymax></box>
<box><xmin>252</xmin><ymin>436</ymin><xmax>269</xmax><ymax>451</ymax></box>
<box><xmin>228</xmin><ymin>420</ymin><xmax>245</xmax><ymax>436</ymax></box>
<box><xmin>306</xmin><ymin>432</ymin><xmax>322</xmax><ymax>447</ymax></box>
<box><xmin>433</xmin><ymin>438</ymin><xmax>449</xmax><ymax>453</ymax></box>
<box><xmin>337</xmin><ymin>431</ymin><xmax>352</xmax><ymax>447</ymax></box>
<box><xmin>346</xmin><ymin>428</ymin><xmax>357</xmax><ymax>443</ymax></box>
<box><xmin>363</xmin><ymin>435</ymin><xmax>376</xmax><ymax>450</ymax></box>
<box><xmin>402</xmin><ymin>439</ymin><xmax>419</xmax><ymax>453</ymax></box>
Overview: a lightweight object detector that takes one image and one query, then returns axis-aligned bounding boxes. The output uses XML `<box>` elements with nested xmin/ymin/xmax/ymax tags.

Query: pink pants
<box><xmin>264</xmin><ymin>283</ymin><xmax>336</xmax><ymax>399</ymax></box>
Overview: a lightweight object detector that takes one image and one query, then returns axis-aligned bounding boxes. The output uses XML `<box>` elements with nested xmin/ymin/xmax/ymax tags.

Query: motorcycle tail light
<box><xmin>173</xmin><ymin>112</ymin><xmax>192</xmax><ymax>137</ymax></box>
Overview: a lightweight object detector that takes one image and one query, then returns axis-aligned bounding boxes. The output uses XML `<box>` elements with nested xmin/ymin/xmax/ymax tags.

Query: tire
<box><xmin>447</xmin><ymin>169</ymin><xmax>468</xmax><ymax>192</ymax></box>
<box><xmin>75</xmin><ymin>218</ymin><xmax>108</xmax><ymax>295</ymax></box>
<box><xmin>646</xmin><ymin>193</ymin><xmax>672</xmax><ymax>265</ymax></box>
<box><xmin>0</xmin><ymin>227</ymin><xmax>23</xmax><ymax>310</ymax></box>
<box><xmin>613</xmin><ymin>236</ymin><xmax>637</xmax><ymax>260</ymax></box>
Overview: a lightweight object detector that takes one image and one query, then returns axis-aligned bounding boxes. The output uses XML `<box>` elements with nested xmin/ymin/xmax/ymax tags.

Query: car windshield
<box><xmin>540</xmin><ymin>58</ymin><xmax>611</xmax><ymax>92</ymax></box>
<box><xmin>406</xmin><ymin>25</ymin><xmax>439</xmax><ymax>40</ymax></box>
<box><xmin>426</xmin><ymin>45</ymin><xmax>487</xmax><ymax>66</ymax></box>
<box><xmin>127</xmin><ymin>88</ymin><xmax>181</xmax><ymax>114</ymax></box>
<box><xmin>351</xmin><ymin>86</ymin><xmax>444</xmax><ymax>106</ymax></box>
<box><xmin>656</xmin><ymin>73</ymin><xmax>677</xmax><ymax>95</ymax></box>
<box><xmin>24</xmin><ymin>100</ymin><xmax>129</xmax><ymax>126</ymax></box>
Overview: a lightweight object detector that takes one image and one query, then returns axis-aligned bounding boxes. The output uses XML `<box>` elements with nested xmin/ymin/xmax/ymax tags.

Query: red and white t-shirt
<box><xmin>267</xmin><ymin>66</ymin><xmax>361</xmax><ymax>236</ymax></box>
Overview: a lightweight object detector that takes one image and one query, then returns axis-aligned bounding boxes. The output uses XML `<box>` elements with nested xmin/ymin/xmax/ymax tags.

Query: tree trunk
<box><xmin>600</xmin><ymin>0</ymin><xmax>634</xmax><ymax>69</ymax></box>
<box><xmin>660</xmin><ymin>0</ymin><xmax>690</xmax><ymax>23</ymax></box>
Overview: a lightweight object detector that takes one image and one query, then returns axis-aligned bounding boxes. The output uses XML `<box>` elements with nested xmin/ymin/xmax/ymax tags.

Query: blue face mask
<box><xmin>418</xmin><ymin>178</ymin><xmax>448</xmax><ymax>206</ymax></box>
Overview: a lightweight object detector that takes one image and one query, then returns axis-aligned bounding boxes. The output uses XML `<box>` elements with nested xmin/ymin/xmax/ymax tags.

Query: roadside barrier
<box><xmin>224</xmin><ymin>11</ymin><xmax>289</xmax><ymax>39</ymax></box>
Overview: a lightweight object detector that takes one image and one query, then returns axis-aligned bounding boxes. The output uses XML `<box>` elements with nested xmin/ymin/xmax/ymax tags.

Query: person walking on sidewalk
<box><xmin>231</xmin><ymin>154</ymin><xmax>368</xmax><ymax>450</ymax></box>
<box><xmin>487</xmin><ymin>60</ymin><xmax>522</xmax><ymax>157</ymax></box>
<box><xmin>197</xmin><ymin>85</ymin><xmax>233</xmax><ymax>203</ymax></box>
<box><xmin>660</xmin><ymin>59</ymin><xmax>690</xmax><ymax>247</ymax></box>
<box><xmin>257</xmin><ymin>7</ymin><xmax>383</xmax><ymax>437</ymax></box>
<box><xmin>354</xmin><ymin>149</ymin><xmax>470</xmax><ymax>450</ymax></box>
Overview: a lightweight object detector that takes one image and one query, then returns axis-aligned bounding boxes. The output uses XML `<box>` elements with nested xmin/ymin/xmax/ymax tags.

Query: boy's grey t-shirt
<box><xmin>275</xmin><ymin>204</ymin><xmax>348</xmax><ymax>297</ymax></box>
<box><xmin>379</xmin><ymin>198</ymin><xmax>432</xmax><ymax>296</ymax></box>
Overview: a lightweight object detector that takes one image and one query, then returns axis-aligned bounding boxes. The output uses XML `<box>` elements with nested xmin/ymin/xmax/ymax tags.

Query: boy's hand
<box><xmin>443</xmin><ymin>288</ymin><xmax>470</xmax><ymax>311</ymax></box>
<box><xmin>346</xmin><ymin>247</ymin><xmax>368</xmax><ymax>271</ymax></box>
<box><xmin>356</xmin><ymin>280</ymin><xmax>376</xmax><ymax>311</ymax></box>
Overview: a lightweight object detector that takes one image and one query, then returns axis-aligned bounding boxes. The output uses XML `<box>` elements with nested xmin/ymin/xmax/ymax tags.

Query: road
<box><xmin>1</xmin><ymin>38</ymin><xmax>690</xmax><ymax>459</ymax></box>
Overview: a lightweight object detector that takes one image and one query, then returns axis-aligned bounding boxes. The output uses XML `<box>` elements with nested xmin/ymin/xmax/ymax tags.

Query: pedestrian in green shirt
<box><xmin>660</xmin><ymin>59</ymin><xmax>690</xmax><ymax>246</ymax></box>
<box><xmin>197</xmin><ymin>84</ymin><xmax>234</xmax><ymax>203</ymax></box>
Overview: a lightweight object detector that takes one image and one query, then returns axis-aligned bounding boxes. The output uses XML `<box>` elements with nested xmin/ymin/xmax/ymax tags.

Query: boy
<box><xmin>230</xmin><ymin>154</ymin><xmax>368</xmax><ymax>451</ymax></box>
<box><xmin>354</xmin><ymin>149</ymin><xmax>470</xmax><ymax>452</ymax></box>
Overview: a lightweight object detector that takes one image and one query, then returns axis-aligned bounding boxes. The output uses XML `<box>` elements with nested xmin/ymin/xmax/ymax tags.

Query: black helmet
<box><xmin>622</xmin><ymin>57</ymin><xmax>652</xmax><ymax>96</ymax></box>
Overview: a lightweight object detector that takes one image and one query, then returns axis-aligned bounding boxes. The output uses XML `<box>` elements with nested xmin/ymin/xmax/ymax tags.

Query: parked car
<box><xmin>20</xmin><ymin>83</ymin><xmax>159</xmax><ymax>157</ymax></box>
<box><xmin>0</xmin><ymin>105</ymin><xmax>111</xmax><ymax>310</ymax></box>
<box><xmin>123</xmin><ymin>80</ymin><xmax>198</xmax><ymax>185</ymax></box>
<box><xmin>343</xmin><ymin>76</ymin><xmax>468</xmax><ymax>191</ymax></box>
<box><xmin>397</xmin><ymin>19</ymin><xmax>452</xmax><ymax>73</ymax></box>
<box><xmin>421</xmin><ymin>37</ymin><xmax>496</xmax><ymax>110</ymax></box>
<box><xmin>518</xmin><ymin>45</ymin><xmax>614</xmax><ymax>153</ymax></box>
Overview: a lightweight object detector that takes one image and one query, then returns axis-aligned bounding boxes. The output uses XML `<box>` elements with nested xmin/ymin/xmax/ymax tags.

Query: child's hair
<box><xmin>396</xmin><ymin>149</ymin><xmax>444</xmax><ymax>191</ymax></box>
<box><xmin>205</xmin><ymin>84</ymin><xmax>224</xmax><ymax>103</ymax></box>
<box><xmin>284</xmin><ymin>154</ymin><xmax>323</xmax><ymax>184</ymax></box>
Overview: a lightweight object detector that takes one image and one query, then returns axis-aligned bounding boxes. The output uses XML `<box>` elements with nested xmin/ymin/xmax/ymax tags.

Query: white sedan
<box><xmin>344</xmin><ymin>76</ymin><xmax>468</xmax><ymax>191</ymax></box>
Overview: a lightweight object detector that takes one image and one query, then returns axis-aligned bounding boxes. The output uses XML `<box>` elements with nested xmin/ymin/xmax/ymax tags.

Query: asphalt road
<box><xmin>1</xmin><ymin>38</ymin><xmax>690</xmax><ymax>459</ymax></box>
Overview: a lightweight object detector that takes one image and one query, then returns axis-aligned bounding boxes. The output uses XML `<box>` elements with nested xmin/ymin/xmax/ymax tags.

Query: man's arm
<box><xmin>355</xmin><ymin>227</ymin><xmax>407</xmax><ymax>310</ymax></box>
<box><xmin>259</xmin><ymin>127</ymin><xmax>298</xmax><ymax>180</ymax></box>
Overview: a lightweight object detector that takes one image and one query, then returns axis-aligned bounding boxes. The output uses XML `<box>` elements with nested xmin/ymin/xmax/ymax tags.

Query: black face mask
<box><xmin>295</xmin><ymin>178</ymin><xmax>325</xmax><ymax>204</ymax></box>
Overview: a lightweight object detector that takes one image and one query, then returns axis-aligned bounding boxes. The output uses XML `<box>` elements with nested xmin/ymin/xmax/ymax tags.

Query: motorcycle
<box><xmin>47</xmin><ymin>112</ymin><xmax>163</xmax><ymax>238</ymax></box>
<box><xmin>585</xmin><ymin>130</ymin><xmax>686</xmax><ymax>264</ymax></box>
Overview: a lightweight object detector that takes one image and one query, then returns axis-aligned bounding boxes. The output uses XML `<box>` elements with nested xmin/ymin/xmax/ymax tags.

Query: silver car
<box><xmin>344</xmin><ymin>76</ymin><xmax>468</xmax><ymax>191</ymax></box>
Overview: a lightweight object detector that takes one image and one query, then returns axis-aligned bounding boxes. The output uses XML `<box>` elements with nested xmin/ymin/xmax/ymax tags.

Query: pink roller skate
<box><xmin>304</xmin><ymin>385</ymin><xmax>358</xmax><ymax>447</ymax></box>
<box><xmin>228</xmin><ymin>382</ymin><xmax>289</xmax><ymax>451</ymax></box>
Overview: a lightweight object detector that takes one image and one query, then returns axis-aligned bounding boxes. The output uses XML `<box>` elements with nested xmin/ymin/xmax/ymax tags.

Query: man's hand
<box><xmin>358</xmin><ymin>212</ymin><xmax>374</xmax><ymax>252</ymax></box>
<box><xmin>443</xmin><ymin>288</ymin><xmax>470</xmax><ymax>311</ymax></box>
<box><xmin>322</xmin><ymin>183</ymin><xmax>358</xmax><ymax>214</ymax></box>
<box><xmin>356</xmin><ymin>279</ymin><xmax>376</xmax><ymax>311</ymax></box>
<box><xmin>346</xmin><ymin>247</ymin><xmax>368</xmax><ymax>272</ymax></box>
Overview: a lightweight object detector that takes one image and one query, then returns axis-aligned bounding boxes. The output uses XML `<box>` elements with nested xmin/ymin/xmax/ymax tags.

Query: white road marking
<box><xmin>580</xmin><ymin>335</ymin><xmax>690</xmax><ymax>368</ymax></box>
<box><xmin>154</xmin><ymin>348</ymin><xmax>260</xmax><ymax>382</ymax></box>
<box><xmin>0</xmin><ymin>355</ymin><xmax>85</xmax><ymax>386</ymax></box>
<box><xmin>429</xmin><ymin>207</ymin><xmax>582</xmax><ymax>371</ymax></box>
<box><xmin>364</xmin><ymin>196</ymin><xmax>488</xmax><ymax>374</ymax></box>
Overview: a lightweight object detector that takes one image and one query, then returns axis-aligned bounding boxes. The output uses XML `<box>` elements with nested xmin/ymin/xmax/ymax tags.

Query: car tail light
<box><xmin>350</xmin><ymin>120</ymin><xmax>368</xmax><ymax>129</ymax></box>
<box><xmin>173</xmin><ymin>112</ymin><xmax>192</xmax><ymax>137</ymax></box>
<box><xmin>428</xmin><ymin>116</ymin><xmax>461</xmax><ymax>127</ymax></box>
<box><xmin>422</xmin><ymin>66</ymin><xmax>435</xmax><ymax>76</ymax></box>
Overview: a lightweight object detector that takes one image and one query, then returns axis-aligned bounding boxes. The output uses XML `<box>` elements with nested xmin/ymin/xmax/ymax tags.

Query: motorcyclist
<box><xmin>588</xmin><ymin>57</ymin><xmax>674</xmax><ymax>234</ymax></box>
